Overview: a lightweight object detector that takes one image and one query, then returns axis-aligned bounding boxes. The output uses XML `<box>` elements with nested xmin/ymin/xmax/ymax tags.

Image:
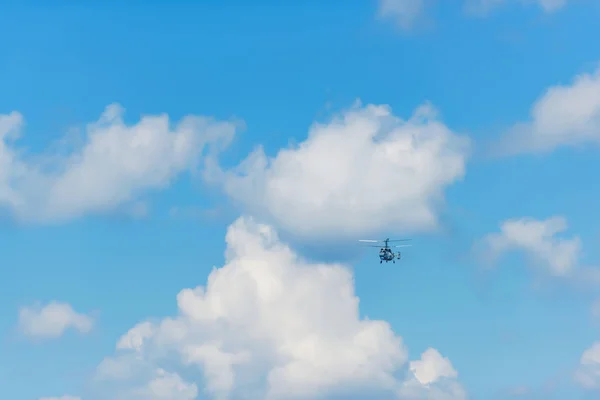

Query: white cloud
<box><xmin>377</xmin><ymin>0</ymin><xmax>426</xmax><ymax>29</ymax></box>
<box><xmin>0</xmin><ymin>104</ymin><xmax>238</xmax><ymax>223</ymax></box>
<box><xmin>131</xmin><ymin>369</ymin><xmax>198</xmax><ymax>400</ymax></box>
<box><xmin>18</xmin><ymin>301</ymin><xmax>93</xmax><ymax>339</ymax></box>
<box><xmin>116</xmin><ymin>321</ymin><xmax>155</xmax><ymax>352</ymax></box>
<box><xmin>409</xmin><ymin>348</ymin><xmax>458</xmax><ymax>385</ymax></box>
<box><xmin>39</xmin><ymin>397</ymin><xmax>81</xmax><ymax>400</ymax></box>
<box><xmin>398</xmin><ymin>348</ymin><xmax>466</xmax><ymax>400</ymax></box>
<box><xmin>576</xmin><ymin>342</ymin><xmax>600</xmax><ymax>389</ymax></box>
<box><xmin>206</xmin><ymin>102</ymin><xmax>469</xmax><ymax>241</ymax></box>
<box><xmin>477</xmin><ymin>216</ymin><xmax>582</xmax><ymax>277</ymax></box>
<box><xmin>95</xmin><ymin>365</ymin><xmax>197</xmax><ymax>400</ymax></box>
<box><xmin>497</xmin><ymin>66</ymin><xmax>600</xmax><ymax>155</ymax></box>
<box><xmin>95</xmin><ymin>217</ymin><xmax>465</xmax><ymax>399</ymax></box>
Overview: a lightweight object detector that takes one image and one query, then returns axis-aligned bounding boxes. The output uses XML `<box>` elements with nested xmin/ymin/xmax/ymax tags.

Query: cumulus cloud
<box><xmin>0</xmin><ymin>104</ymin><xmax>238</xmax><ymax>223</ymax></box>
<box><xmin>408</xmin><ymin>348</ymin><xmax>458</xmax><ymax>385</ymax></box>
<box><xmin>95</xmin><ymin>364</ymin><xmax>198</xmax><ymax>400</ymax></box>
<box><xmin>206</xmin><ymin>102</ymin><xmax>469</xmax><ymax>241</ymax></box>
<box><xmin>377</xmin><ymin>0</ymin><xmax>427</xmax><ymax>29</ymax></box>
<box><xmin>95</xmin><ymin>217</ymin><xmax>465</xmax><ymax>399</ymax></box>
<box><xmin>497</xmin><ymin>66</ymin><xmax>600</xmax><ymax>155</ymax></box>
<box><xmin>576</xmin><ymin>342</ymin><xmax>600</xmax><ymax>389</ymax></box>
<box><xmin>477</xmin><ymin>216</ymin><xmax>582</xmax><ymax>277</ymax></box>
<box><xmin>398</xmin><ymin>348</ymin><xmax>466</xmax><ymax>400</ymax></box>
<box><xmin>18</xmin><ymin>301</ymin><xmax>93</xmax><ymax>339</ymax></box>
<box><xmin>131</xmin><ymin>369</ymin><xmax>199</xmax><ymax>400</ymax></box>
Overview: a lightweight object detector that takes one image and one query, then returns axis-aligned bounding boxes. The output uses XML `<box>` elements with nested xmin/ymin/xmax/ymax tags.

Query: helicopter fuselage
<box><xmin>379</xmin><ymin>248</ymin><xmax>400</xmax><ymax>263</ymax></box>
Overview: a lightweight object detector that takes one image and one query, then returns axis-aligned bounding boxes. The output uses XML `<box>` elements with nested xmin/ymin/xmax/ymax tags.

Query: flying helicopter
<box><xmin>359</xmin><ymin>238</ymin><xmax>412</xmax><ymax>263</ymax></box>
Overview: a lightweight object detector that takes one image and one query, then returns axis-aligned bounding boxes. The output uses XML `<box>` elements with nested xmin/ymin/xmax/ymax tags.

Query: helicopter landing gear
<box><xmin>380</xmin><ymin>260</ymin><xmax>382</xmax><ymax>264</ymax></box>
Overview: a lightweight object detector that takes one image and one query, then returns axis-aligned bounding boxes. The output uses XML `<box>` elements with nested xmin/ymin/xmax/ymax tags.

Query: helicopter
<box><xmin>359</xmin><ymin>238</ymin><xmax>412</xmax><ymax>263</ymax></box>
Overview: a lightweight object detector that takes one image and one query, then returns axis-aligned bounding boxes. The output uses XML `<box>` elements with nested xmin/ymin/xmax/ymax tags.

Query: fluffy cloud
<box><xmin>206</xmin><ymin>102</ymin><xmax>469</xmax><ymax>241</ymax></box>
<box><xmin>497</xmin><ymin>66</ymin><xmax>600</xmax><ymax>155</ymax></box>
<box><xmin>377</xmin><ymin>0</ymin><xmax>426</xmax><ymax>29</ymax></box>
<box><xmin>137</xmin><ymin>369</ymin><xmax>198</xmax><ymax>400</ymax></box>
<box><xmin>408</xmin><ymin>348</ymin><xmax>458</xmax><ymax>385</ymax></box>
<box><xmin>18</xmin><ymin>301</ymin><xmax>93</xmax><ymax>339</ymax></box>
<box><xmin>95</xmin><ymin>217</ymin><xmax>465</xmax><ymax>399</ymax></box>
<box><xmin>477</xmin><ymin>216</ymin><xmax>582</xmax><ymax>277</ymax></box>
<box><xmin>0</xmin><ymin>104</ymin><xmax>238</xmax><ymax>223</ymax></box>
<box><xmin>575</xmin><ymin>342</ymin><xmax>600</xmax><ymax>389</ymax></box>
<box><xmin>398</xmin><ymin>348</ymin><xmax>466</xmax><ymax>400</ymax></box>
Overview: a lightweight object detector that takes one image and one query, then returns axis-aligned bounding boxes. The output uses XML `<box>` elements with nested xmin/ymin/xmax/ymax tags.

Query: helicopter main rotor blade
<box><xmin>359</xmin><ymin>239</ymin><xmax>411</xmax><ymax>242</ymax></box>
<box><xmin>393</xmin><ymin>244</ymin><xmax>412</xmax><ymax>248</ymax></box>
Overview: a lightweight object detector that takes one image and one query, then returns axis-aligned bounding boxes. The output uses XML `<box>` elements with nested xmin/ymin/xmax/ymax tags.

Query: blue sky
<box><xmin>1</xmin><ymin>1</ymin><xmax>600</xmax><ymax>399</ymax></box>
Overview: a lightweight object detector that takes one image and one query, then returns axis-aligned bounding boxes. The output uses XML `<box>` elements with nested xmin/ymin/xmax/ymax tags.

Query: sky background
<box><xmin>1</xmin><ymin>1</ymin><xmax>600</xmax><ymax>400</ymax></box>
